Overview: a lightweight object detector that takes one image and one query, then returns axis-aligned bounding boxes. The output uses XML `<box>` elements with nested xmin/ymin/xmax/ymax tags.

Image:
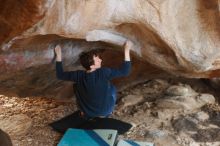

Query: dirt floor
<box><xmin>1</xmin><ymin>79</ymin><xmax>220</xmax><ymax>146</ymax></box>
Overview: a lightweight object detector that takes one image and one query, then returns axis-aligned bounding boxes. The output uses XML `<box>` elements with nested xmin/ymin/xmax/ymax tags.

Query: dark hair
<box><xmin>79</xmin><ymin>49</ymin><xmax>102</xmax><ymax>70</ymax></box>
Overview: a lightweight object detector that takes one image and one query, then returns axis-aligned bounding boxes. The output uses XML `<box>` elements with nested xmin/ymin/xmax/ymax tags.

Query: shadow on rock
<box><xmin>191</xmin><ymin>128</ymin><xmax>220</xmax><ymax>142</ymax></box>
<box><xmin>0</xmin><ymin>129</ymin><xmax>12</xmax><ymax>146</ymax></box>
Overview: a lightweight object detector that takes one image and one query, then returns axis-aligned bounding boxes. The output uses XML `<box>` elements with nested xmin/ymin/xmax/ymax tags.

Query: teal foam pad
<box><xmin>117</xmin><ymin>140</ymin><xmax>154</xmax><ymax>146</ymax></box>
<box><xmin>58</xmin><ymin>128</ymin><xmax>118</xmax><ymax>146</ymax></box>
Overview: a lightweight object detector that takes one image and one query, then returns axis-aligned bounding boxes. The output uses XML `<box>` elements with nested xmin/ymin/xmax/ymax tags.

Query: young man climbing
<box><xmin>50</xmin><ymin>40</ymin><xmax>133</xmax><ymax>134</ymax></box>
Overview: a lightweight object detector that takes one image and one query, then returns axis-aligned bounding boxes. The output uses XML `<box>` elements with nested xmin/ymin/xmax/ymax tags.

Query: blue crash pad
<box><xmin>58</xmin><ymin>128</ymin><xmax>118</xmax><ymax>146</ymax></box>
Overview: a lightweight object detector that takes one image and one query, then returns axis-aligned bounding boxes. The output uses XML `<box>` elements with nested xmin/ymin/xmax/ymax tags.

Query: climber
<box><xmin>50</xmin><ymin>40</ymin><xmax>133</xmax><ymax>134</ymax></box>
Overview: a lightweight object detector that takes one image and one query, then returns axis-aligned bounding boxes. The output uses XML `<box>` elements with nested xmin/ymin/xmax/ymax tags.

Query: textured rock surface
<box><xmin>1</xmin><ymin>0</ymin><xmax>220</xmax><ymax>75</ymax></box>
<box><xmin>0</xmin><ymin>114</ymin><xmax>32</xmax><ymax>136</ymax></box>
<box><xmin>1</xmin><ymin>2</ymin><xmax>220</xmax><ymax>145</ymax></box>
<box><xmin>1</xmin><ymin>79</ymin><xmax>220</xmax><ymax>146</ymax></box>
<box><xmin>157</xmin><ymin>85</ymin><xmax>215</xmax><ymax>110</ymax></box>
<box><xmin>0</xmin><ymin>0</ymin><xmax>220</xmax><ymax>96</ymax></box>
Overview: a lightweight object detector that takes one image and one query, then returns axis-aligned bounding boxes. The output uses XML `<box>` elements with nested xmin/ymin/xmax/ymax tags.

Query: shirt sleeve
<box><xmin>104</xmin><ymin>61</ymin><xmax>131</xmax><ymax>80</ymax></box>
<box><xmin>56</xmin><ymin>61</ymin><xmax>80</xmax><ymax>82</ymax></box>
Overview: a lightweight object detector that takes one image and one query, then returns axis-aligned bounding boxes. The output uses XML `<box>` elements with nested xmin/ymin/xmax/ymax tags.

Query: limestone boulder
<box><xmin>0</xmin><ymin>0</ymin><xmax>220</xmax><ymax>97</ymax></box>
<box><xmin>157</xmin><ymin>85</ymin><xmax>215</xmax><ymax>110</ymax></box>
<box><xmin>0</xmin><ymin>114</ymin><xmax>32</xmax><ymax>136</ymax></box>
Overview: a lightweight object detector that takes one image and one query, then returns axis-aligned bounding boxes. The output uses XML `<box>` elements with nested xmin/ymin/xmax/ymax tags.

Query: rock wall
<box><xmin>0</xmin><ymin>0</ymin><xmax>220</xmax><ymax>96</ymax></box>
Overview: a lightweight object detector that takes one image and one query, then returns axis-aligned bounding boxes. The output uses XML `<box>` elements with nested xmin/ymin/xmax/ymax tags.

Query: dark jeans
<box><xmin>49</xmin><ymin>111</ymin><xmax>132</xmax><ymax>135</ymax></box>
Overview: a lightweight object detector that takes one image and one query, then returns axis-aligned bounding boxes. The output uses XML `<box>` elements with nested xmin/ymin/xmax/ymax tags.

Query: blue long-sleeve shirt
<box><xmin>56</xmin><ymin>61</ymin><xmax>131</xmax><ymax>117</ymax></box>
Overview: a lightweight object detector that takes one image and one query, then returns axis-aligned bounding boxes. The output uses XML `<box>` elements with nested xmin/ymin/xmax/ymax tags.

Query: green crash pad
<box><xmin>58</xmin><ymin>128</ymin><xmax>118</xmax><ymax>146</ymax></box>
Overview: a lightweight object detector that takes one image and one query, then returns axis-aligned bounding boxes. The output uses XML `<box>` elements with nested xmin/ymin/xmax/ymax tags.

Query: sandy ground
<box><xmin>1</xmin><ymin>79</ymin><xmax>220</xmax><ymax>146</ymax></box>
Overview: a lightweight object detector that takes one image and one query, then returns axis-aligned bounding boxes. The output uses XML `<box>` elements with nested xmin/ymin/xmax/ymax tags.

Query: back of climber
<box><xmin>55</xmin><ymin>40</ymin><xmax>132</xmax><ymax>117</ymax></box>
<box><xmin>50</xmin><ymin>40</ymin><xmax>133</xmax><ymax>134</ymax></box>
